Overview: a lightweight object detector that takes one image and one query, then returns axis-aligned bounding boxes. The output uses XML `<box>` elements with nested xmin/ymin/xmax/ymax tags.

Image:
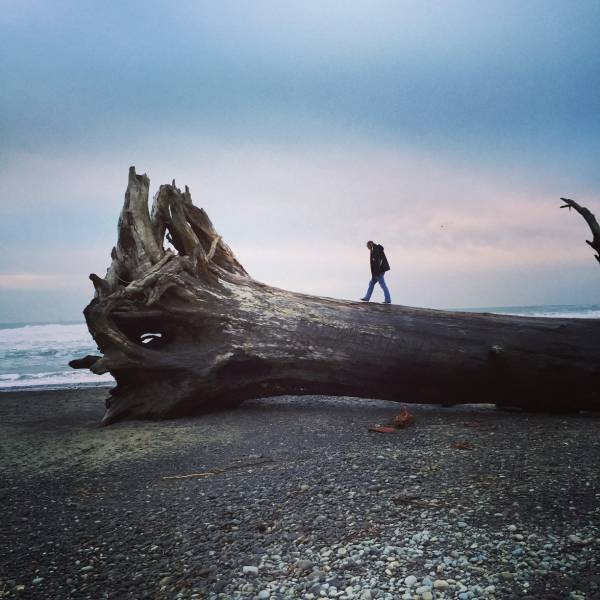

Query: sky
<box><xmin>1</xmin><ymin>0</ymin><xmax>599</xmax><ymax>322</ymax></box>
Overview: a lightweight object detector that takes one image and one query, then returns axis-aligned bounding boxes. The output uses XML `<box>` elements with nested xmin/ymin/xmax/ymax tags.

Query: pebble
<box><xmin>404</xmin><ymin>575</ymin><xmax>417</xmax><ymax>587</ymax></box>
<box><xmin>242</xmin><ymin>566</ymin><xmax>258</xmax><ymax>576</ymax></box>
<box><xmin>298</xmin><ymin>560</ymin><xmax>314</xmax><ymax>572</ymax></box>
<box><xmin>569</xmin><ymin>534</ymin><xmax>582</xmax><ymax>544</ymax></box>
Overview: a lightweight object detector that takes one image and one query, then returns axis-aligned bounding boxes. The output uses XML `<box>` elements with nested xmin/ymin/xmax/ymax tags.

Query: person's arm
<box><xmin>374</xmin><ymin>247</ymin><xmax>384</xmax><ymax>272</ymax></box>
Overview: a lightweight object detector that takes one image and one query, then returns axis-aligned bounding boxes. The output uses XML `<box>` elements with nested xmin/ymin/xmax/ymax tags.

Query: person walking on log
<box><xmin>361</xmin><ymin>240</ymin><xmax>391</xmax><ymax>304</ymax></box>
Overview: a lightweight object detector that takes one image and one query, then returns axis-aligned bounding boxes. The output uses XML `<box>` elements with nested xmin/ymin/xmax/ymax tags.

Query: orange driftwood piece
<box><xmin>368</xmin><ymin>408</ymin><xmax>414</xmax><ymax>433</ymax></box>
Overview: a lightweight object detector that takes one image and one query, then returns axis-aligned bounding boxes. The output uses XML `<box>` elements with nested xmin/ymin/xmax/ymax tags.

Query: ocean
<box><xmin>0</xmin><ymin>322</ymin><xmax>114</xmax><ymax>391</ymax></box>
<box><xmin>1</xmin><ymin>304</ymin><xmax>598</xmax><ymax>391</ymax></box>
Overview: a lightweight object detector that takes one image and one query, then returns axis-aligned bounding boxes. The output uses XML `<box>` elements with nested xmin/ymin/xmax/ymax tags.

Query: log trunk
<box><xmin>71</xmin><ymin>168</ymin><xmax>600</xmax><ymax>425</ymax></box>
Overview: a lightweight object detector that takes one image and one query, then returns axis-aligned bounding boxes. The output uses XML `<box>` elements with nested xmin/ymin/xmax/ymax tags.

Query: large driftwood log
<box><xmin>72</xmin><ymin>168</ymin><xmax>600</xmax><ymax>425</ymax></box>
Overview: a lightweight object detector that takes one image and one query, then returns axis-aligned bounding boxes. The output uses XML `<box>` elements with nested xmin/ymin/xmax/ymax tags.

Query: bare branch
<box><xmin>103</xmin><ymin>167</ymin><xmax>165</xmax><ymax>292</ymax></box>
<box><xmin>560</xmin><ymin>197</ymin><xmax>600</xmax><ymax>265</ymax></box>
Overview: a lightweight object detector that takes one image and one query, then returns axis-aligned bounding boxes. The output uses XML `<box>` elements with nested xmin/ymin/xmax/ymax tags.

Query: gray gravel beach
<box><xmin>1</xmin><ymin>389</ymin><xmax>599</xmax><ymax>599</ymax></box>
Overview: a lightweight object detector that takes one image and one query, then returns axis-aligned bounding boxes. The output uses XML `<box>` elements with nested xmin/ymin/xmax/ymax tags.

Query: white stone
<box><xmin>404</xmin><ymin>575</ymin><xmax>417</xmax><ymax>587</ymax></box>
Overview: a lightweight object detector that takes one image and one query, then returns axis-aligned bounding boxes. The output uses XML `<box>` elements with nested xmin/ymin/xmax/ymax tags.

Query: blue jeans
<box><xmin>364</xmin><ymin>273</ymin><xmax>391</xmax><ymax>303</ymax></box>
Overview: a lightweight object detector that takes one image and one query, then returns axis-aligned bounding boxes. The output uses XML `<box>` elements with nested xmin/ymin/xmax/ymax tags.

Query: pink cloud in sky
<box><xmin>0</xmin><ymin>273</ymin><xmax>78</xmax><ymax>290</ymax></box>
<box><xmin>0</xmin><ymin>136</ymin><xmax>597</xmax><ymax>310</ymax></box>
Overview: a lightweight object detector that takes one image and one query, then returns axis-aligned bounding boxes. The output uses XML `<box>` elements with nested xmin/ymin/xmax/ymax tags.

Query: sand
<box><xmin>1</xmin><ymin>389</ymin><xmax>599</xmax><ymax>599</ymax></box>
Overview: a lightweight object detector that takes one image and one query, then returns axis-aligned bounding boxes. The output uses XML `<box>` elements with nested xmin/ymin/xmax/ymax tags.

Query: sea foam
<box><xmin>0</xmin><ymin>323</ymin><xmax>114</xmax><ymax>390</ymax></box>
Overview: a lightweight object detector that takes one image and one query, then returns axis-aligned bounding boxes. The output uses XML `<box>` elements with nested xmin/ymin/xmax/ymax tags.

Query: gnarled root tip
<box><xmin>69</xmin><ymin>355</ymin><xmax>102</xmax><ymax>369</ymax></box>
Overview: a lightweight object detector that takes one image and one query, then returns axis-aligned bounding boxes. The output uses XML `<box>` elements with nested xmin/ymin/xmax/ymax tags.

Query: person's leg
<box><xmin>377</xmin><ymin>274</ymin><xmax>391</xmax><ymax>303</ymax></box>
<box><xmin>361</xmin><ymin>277</ymin><xmax>377</xmax><ymax>301</ymax></box>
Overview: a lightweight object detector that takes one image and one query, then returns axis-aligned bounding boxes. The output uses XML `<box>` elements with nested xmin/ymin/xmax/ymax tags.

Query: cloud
<box><xmin>0</xmin><ymin>273</ymin><xmax>83</xmax><ymax>290</ymax></box>
<box><xmin>0</xmin><ymin>133</ymin><xmax>598</xmax><ymax>318</ymax></box>
<box><xmin>1</xmin><ymin>0</ymin><xmax>599</xmax><ymax>184</ymax></box>
<box><xmin>1</xmin><ymin>1</ymin><xmax>599</xmax><ymax>322</ymax></box>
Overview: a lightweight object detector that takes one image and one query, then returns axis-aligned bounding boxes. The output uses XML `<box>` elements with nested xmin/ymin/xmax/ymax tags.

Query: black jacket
<box><xmin>370</xmin><ymin>243</ymin><xmax>390</xmax><ymax>277</ymax></box>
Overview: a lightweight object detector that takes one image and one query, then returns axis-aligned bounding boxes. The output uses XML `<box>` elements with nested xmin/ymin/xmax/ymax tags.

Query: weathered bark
<box><xmin>560</xmin><ymin>197</ymin><xmax>600</xmax><ymax>265</ymax></box>
<box><xmin>71</xmin><ymin>168</ymin><xmax>600</xmax><ymax>425</ymax></box>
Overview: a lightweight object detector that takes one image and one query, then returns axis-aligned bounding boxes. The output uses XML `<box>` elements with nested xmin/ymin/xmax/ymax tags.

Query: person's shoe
<box><xmin>360</xmin><ymin>297</ymin><xmax>369</xmax><ymax>302</ymax></box>
<box><xmin>382</xmin><ymin>300</ymin><xmax>392</xmax><ymax>304</ymax></box>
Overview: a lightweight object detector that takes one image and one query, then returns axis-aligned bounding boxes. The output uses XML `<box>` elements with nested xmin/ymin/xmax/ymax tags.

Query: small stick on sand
<box><xmin>162</xmin><ymin>459</ymin><xmax>275</xmax><ymax>480</ymax></box>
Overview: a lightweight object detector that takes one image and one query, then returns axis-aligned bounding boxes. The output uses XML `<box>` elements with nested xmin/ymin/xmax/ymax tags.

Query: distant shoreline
<box><xmin>0</xmin><ymin>382</ymin><xmax>113</xmax><ymax>393</ymax></box>
<box><xmin>0</xmin><ymin>320</ymin><xmax>85</xmax><ymax>329</ymax></box>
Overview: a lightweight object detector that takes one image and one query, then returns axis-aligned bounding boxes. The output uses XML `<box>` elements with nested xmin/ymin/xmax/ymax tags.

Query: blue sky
<box><xmin>1</xmin><ymin>1</ymin><xmax>599</xmax><ymax>322</ymax></box>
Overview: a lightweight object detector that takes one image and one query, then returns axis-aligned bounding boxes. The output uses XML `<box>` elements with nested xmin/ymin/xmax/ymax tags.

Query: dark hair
<box><xmin>367</xmin><ymin>240</ymin><xmax>374</xmax><ymax>245</ymax></box>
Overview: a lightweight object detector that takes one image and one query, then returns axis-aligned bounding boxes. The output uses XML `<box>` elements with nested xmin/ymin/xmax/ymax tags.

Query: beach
<box><xmin>2</xmin><ymin>389</ymin><xmax>599</xmax><ymax>600</ymax></box>
<box><xmin>3</xmin><ymin>1</ymin><xmax>600</xmax><ymax>598</ymax></box>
